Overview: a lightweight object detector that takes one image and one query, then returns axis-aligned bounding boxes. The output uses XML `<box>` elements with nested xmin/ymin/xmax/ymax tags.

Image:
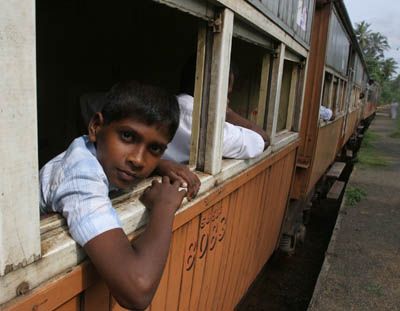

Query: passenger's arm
<box><xmin>84</xmin><ymin>177</ymin><xmax>186</xmax><ymax>310</ymax></box>
<box><xmin>222</xmin><ymin>122</ymin><xmax>265</xmax><ymax>159</ymax></box>
<box><xmin>226</xmin><ymin>107</ymin><xmax>270</xmax><ymax>148</ymax></box>
<box><xmin>155</xmin><ymin>159</ymin><xmax>200</xmax><ymax>200</ymax></box>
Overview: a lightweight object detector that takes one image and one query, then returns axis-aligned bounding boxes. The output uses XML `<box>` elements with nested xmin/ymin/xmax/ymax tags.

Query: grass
<box><xmin>345</xmin><ymin>186</ymin><xmax>367</xmax><ymax>208</ymax></box>
<box><xmin>389</xmin><ymin>117</ymin><xmax>400</xmax><ymax>138</ymax></box>
<box><xmin>365</xmin><ymin>283</ymin><xmax>384</xmax><ymax>297</ymax></box>
<box><xmin>357</xmin><ymin>131</ymin><xmax>389</xmax><ymax>167</ymax></box>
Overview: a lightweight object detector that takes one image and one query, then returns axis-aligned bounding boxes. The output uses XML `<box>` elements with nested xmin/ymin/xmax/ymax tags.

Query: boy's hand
<box><xmin>155</xmin><ymin>159</ymin><xmax>200</xmax><ymax>201</ymax></box>
<box><xmin>140</xmin><ymin>176</ymin><xmax>186</xmax><ymax>213</ymax></box>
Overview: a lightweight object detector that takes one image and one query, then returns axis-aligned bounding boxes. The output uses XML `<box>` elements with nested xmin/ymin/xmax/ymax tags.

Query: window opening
<box><xmin>229</xmin><ymin>38</ymin><xmax>266</xmax><ymax>125</ymax></box>
<box><xmin>37</xmin><ymin>0</ymin><xmax>200</xmax><ymax>168</ymax></box>
<box><xmin>277</xmin><ymin>60</ymin><xmax>298</xmax><ymax>132</ymax></box>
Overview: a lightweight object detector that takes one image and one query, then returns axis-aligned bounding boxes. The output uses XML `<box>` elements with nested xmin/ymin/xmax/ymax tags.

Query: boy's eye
<box><xmin>149</xmin><ymin>144</ymin><xmax>165</xmax><ymax>156</ymax></box>
<box><xmin>120</xmin><ymin>131</ymin><xmax>134</xmax><ymax>141</ymax></box>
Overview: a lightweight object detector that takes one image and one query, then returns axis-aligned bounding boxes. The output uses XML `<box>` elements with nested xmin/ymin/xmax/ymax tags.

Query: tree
<box><xmin>381</xmin><ymin>58</ymin><xmax>398</xmax><ymax>80</ymax></box>
<box><xmin>354</xmin><ymin>21</ymin><xmax>371</xmax><ymax>54</ymax></box>
<box><xmin>368</xmin><ymin>32</ymin><xmax>389</xmax><ymax>59</ymax></box>
<box><xmin>354</xmin><ymin>21</ymin><xmax>399</xmax><ymax>103</ymax></box>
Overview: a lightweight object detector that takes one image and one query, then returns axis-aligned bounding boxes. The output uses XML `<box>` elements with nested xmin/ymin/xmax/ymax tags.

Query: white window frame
<box><xmin>0</xmin><ymin>1</ymin><xmax>41</xmax><ymax>281</ymax></box>
<box><xmin>266</xmin><ymin>44</ymin><xmax>304</xmax><ymax>151</ymax></box>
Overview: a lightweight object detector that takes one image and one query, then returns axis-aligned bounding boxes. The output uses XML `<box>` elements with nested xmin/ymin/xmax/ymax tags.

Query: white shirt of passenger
<box><xmin>319</xmin><ymin>105</ymin><xmax>333</xmax><ymax>121</ymax></box>
<box><xmin>163</xmin><ymin>94</ymin><xmax>264</xmax><ymax>163</ymax></box>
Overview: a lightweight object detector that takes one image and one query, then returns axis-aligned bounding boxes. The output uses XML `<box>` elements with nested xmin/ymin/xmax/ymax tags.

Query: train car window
<box><xmin>331</xmin><ymin>77</ymin><xmax>339</xmax><ymax>114</ymax></box>
<box><xmin>350</xmin><ymin>86</ymin><xmax>358</xmax><ymax>110</ymax></box>
<box><xmin>229</xmin><ymin>38</ymin><xmax>267</xmax><ymax>125</ymax></box>
<box><xmin>321</xmin><ymin>72</ymin><xmax>333</xmax><ymax>110</ymax></box>
<box><xmin>36</xmin><ymin>0</ymin><xmax>201</xmax><ymax>168</ymax></box>
<box><xmin>276</xmin><ymin>60</ymin><xmax>300</xmax><ymax>132</ymax></box>
<box><xmin>339</xmin><ymin>80</ymin><xmax>347</xmax><ymax>113</ymax></box>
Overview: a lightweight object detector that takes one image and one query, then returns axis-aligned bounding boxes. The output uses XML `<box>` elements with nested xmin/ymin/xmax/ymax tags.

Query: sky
<box><xmin>343</xmin><ymin>0</ymin><xmax>400</xmax><ymax>74</ymax></box>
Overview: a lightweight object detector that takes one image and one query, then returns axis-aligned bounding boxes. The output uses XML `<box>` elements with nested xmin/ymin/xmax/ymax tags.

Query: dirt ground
<box><xmin>237</xmin><ymin>111</ymin><xmax>400</xmax><ymax>311</ymax></box>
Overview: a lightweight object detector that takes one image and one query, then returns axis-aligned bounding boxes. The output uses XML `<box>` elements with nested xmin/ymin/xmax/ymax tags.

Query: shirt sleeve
<box><xmin>222</xmin><ymin>122</ymin><xmax>265</xmax><ymax>159</ymax></box>
<box><xmin>53</xmin><ymin>166</ymin><xmax>122</xmax><ymax>246</ymax></box>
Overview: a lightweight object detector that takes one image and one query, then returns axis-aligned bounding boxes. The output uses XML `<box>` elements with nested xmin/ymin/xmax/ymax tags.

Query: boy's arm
<box><xmin>155</xmin><ymin>159</ymin><xmax>200</xmax><ymax>200</ymax></box>
<box><xmin>84</xmin><ymin>176</ymin><xmax>185</xmax><ymax>310</ymax></box>
<box><xmin>226</xmin><ymin>107</ymin><xmax>270</xmax><ymax>148</ymax></box>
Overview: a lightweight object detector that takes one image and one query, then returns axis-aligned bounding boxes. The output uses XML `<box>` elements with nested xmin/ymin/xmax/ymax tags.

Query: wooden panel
<box><xmin>187</xmin><ymin>207</ymin><xmax>210</xmax><ymax>310</ymax></box>
<box><xmin>54</xmin><ymin>297</ymin><xmax>80</xmax><ymax>311</ymax></box>
<box><xmin>177</xmin><ymin>217</ymin><xmax>199</xmax><ymax>310</ymax></box>
<box><xmin>147</xmin><ymin>250</ymin><xmax>171</xmax><ymax>311</ymax></box>
<box><xmin>212</xmin><ymin>191</ymin><xmax>240</xmax><ymax>310</ymax></box>
<box><xmin>2</xmin><ymin>263</ymin><xmax>99</xmax><ymax>311</ymax></box>
<box><xmin>165</xmin><ymin>225</ymin><xmax>187</xmax><ymax>310</ymax></box>
<box><xmin>197</xmin><ymin>203</ymin><xmax>223</xmax><ymax>311</ymax></box>
<box><xmin>204</xmin><ymin>198</ymin><xmax>229</xmax><ymax>310</ymax></box>
<box><xmin>84</xmin><ymin>281</ymin><xmax>109</xmax><ymax>311</ymax></box>
<box><xmin>308</xmin><ymin>120</ymin><xmax>342</xmax><ymax>194</ymax></box>
<box><xmin>344</xmin><ymin>110</ymin><xmax>360</xmax><ymax>143</ymax></box>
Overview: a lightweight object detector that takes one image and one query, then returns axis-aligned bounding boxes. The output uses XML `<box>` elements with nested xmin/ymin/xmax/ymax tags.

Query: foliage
<box><xmin>354</xmin><ymin>21</ymin><xmax>400</xmax><ymax>104</ymax></box>
<box><xmin>345</xmin><ymin>186</ymin><xmax>367</xmax><ymax>208</ymax></box>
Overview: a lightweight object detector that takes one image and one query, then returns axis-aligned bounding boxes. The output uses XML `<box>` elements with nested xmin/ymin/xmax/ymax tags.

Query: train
<box><xmin>0</xmin><ymin>0</ymin><xmax>377</xmax><ymax>310</ymax></box>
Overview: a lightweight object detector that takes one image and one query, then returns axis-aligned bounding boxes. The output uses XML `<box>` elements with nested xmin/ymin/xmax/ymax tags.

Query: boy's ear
<box><xmin>88</xmin><ymin>112</ymin><xmax>105</xmax><ymax>143</ymax></box>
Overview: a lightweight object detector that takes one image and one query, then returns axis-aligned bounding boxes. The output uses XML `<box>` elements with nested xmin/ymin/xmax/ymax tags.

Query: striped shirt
<box><xmin>39</xmin><ymin>136</ymin><xmax>122</xmax><ymax>246</ymax></box>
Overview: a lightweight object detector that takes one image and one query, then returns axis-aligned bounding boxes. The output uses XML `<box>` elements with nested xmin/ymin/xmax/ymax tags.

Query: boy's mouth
<box><xmin>116</xmin><ymin>169</ymin><xmax>142</xmax><ymax>185</ymax></box>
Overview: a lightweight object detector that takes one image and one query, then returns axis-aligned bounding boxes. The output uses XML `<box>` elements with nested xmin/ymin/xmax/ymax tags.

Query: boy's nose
<box><xmin>127</xmin><ymin>145</ymin><xmax>145</xmax><ymax>170</ymax></box>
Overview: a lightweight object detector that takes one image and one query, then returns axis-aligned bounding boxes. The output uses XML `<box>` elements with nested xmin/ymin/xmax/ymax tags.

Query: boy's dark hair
<box><xmin>102</xmin><ymin>81</ymin><xmax>180</xmax><ymax>140</ymax></box>
<box><xmin>179</xmin><ymin>55</ymin><xmax>239</xmax><ymax>96</ymax></box>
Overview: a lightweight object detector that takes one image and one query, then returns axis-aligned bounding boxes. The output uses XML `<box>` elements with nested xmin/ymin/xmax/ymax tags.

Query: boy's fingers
<box><xmin>178</xmin><ymin>188</ymin><xmax>187</xmax><ymax>200</ymax></box>
<box><xmin>170</xmin><ymin>171</ymin><xmax>187</xmax><ymax>188</ymax></box>
<box><xmin>151</xmin><ymin>179</ymin><xmax>161</xmax><ymax>187</ymax></box>
<box><xmin>182</xmin><ymin>172</ymin><xmax>200</xmax><ymax>199</ymax></box>
<box><xmin>172</xmin><ymin>179</ymin><xmax>182</xmax><ymax>188</ymax></box>
<box><xmin>162</xmin><ymin>176</ymin><xmax>170</xmax><ymax>184</ymax></box>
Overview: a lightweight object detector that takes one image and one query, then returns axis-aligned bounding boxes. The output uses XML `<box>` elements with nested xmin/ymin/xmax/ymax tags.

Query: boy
<box><xmin>40</xmin><ymin>81</ymin><xmax>199</xmax><ymax>309</ymax></box>
<box><xmin>162</xmin><ymin>58</ymin><xmax>270</xmax><ymax>163</ymax></box>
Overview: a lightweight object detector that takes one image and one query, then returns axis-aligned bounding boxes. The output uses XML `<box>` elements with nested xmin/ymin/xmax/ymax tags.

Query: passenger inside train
<box><xmin>39</xmin><ymin>81</ymin><xmax>199</xmax><ymax>310</ymax></box>
<box><xmin>319</xmin><ymin>105</ymin><xmax>334</xmax><ymax>121</ymax></box>
<box><xmin>162</xmin><ymin>57</ymin><xmax>270</xmax><ymax>163</ymax></box>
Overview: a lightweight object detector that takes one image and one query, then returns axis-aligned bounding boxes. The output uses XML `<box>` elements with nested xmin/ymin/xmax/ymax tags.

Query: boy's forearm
<box><xmin>131</xmin><ymin>207</ymin><xmax>175</xmax><ymax>293</ymax></box>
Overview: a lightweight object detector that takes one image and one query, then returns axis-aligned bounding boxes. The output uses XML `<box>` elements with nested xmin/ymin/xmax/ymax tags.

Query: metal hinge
<box><xmin>209</xmin><ymin>13</ymin><xmax>222</xmax><ymax>33</ymax></box>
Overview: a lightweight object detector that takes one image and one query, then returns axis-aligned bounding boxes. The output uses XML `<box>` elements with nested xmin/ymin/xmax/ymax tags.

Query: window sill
<box><xmin>271</xmin><ymin>131</ymin><xmax>299</xmax><ymax>152</ymax></box>
<box><xmin>319</xmin><ymin>112</ymin><xmax>345</xmax><ymax>128</ymax></box>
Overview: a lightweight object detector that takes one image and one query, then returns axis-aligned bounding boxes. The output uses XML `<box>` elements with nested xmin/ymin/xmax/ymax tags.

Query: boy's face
<box><xmin>89</xmin><ymin>113</ymin><xmax>170</xmax><ymax>189</ymax></box>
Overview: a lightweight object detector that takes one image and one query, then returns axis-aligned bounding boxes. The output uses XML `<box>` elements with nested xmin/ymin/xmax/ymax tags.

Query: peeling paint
<box><xmin>2</xmin><ymin>253</ymin><xmax>41</xmax><ymax>276</ymax></box>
